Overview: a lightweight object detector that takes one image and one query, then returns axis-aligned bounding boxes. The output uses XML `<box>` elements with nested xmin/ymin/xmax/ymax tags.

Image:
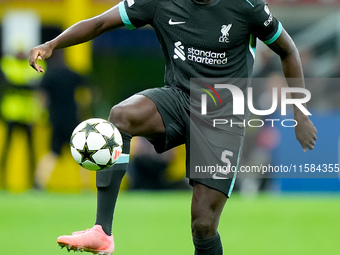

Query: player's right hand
<box><xmin>29</xmin><ymin>43</ymin><xmax>53</xmax><ymax>73</ymax></box>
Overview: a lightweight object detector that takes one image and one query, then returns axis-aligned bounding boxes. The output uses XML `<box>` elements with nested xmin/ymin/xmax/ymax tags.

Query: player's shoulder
<box><xmin>126</xmin><ymin>0</ymin><xmax>167</xmax><ymax>13</ymax></box>
<box><xmin>235</xmin><ymin>0</ymin><xmax>269</xmax><ymax>17</ymax></box>
<box><xmin>127</xmin><ymin>0</ymin><xmax>163</xmax><ymax>6</ymax></box>
<box><xmin>238</xmin><ymin>0</ymin><xmax>267</xmax><ymax>9</ymax></box>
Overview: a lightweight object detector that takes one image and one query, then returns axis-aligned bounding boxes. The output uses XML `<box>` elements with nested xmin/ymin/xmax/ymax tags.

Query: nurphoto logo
<box><xmin>199</xmin><ymin>83</ymin><xmax>311</xmax><ymax>128</ymax></box>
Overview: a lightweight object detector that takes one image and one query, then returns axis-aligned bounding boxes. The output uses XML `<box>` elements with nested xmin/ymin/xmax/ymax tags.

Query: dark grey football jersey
<box><xmin>119</xmin><ymin>0</ymin><xmax>282</xmax><ymax>93</ymax></box>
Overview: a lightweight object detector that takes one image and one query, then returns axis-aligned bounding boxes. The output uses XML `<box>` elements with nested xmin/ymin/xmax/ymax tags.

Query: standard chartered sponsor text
<box><xmin>187</xmin><ymin>47</ymin><xmax>228</xmax><ymax>65</ymax></box>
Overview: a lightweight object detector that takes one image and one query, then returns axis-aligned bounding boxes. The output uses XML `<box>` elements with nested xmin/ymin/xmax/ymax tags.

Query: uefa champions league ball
<box><xmin>70</xmin><ymin>118</ymin><xmax>123</xmax><ymax>171</ymax></box>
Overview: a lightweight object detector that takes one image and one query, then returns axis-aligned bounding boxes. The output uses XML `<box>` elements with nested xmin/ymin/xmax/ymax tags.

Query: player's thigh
<box><xmin>109</xmin><ymin>94</ymin><xmax>165</xmax><ymax>137</ymax></box>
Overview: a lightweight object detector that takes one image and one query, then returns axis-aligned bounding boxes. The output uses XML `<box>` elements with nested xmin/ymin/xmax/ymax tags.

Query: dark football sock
<box><xmin>193</xmin><ymin>232</ymin><xmax>223</xmax><ymax>255</ymax></box>
<box><xmin>95</xmin><ymin>131</ymin><xmax>131</xmax><ymax>236</ymax></box>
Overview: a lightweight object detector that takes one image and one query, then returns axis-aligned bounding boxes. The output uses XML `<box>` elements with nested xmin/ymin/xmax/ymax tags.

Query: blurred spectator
<box><xmin>34</xmin><ymin>50</ymin><xmax>91</xmax><ymax>190</ymax></box>
<box><xmin>0</xmin><ymin>51</ymin><xmax>44</xmax><ymax>189</ymax></box>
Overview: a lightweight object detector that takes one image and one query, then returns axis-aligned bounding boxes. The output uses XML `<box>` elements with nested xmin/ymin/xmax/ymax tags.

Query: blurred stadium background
<box><xmin>0</xmin><ymin>0</ymin><xmax>340</xmax><ymax>254</ymax></box>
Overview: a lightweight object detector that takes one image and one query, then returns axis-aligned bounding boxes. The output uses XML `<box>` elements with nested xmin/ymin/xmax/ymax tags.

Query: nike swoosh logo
<box><xmin>169</xmin><ymin>19</ymin><xmax>185</xmax><ymax>25</ymax></box>
<box><xmin>212</xmin><ymin>173</ymin><xmax>229</xmax><ymax>180</ymax></box>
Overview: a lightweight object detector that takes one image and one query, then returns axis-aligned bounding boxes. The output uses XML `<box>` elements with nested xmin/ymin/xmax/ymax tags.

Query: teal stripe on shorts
<box><xmin>228</xmin><ymin>147</ymin><xmax>242</xmax><ymax>197</ymax></box>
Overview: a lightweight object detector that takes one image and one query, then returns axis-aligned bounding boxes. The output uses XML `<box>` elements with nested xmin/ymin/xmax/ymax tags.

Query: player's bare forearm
<box><xmin>49</xmin><ymin>20</ymin><xmax>104</xmax><ymax>50</ymax></box>
<box><xmin>29</xmin><ymin>5</ymin><xmax>122</xmax><ymax>72</ymax></box>
<box><xmin>279</xmin><ymin>47</ymin><xmax>308</xmax><ymax>116</ymax></box>
<box><xmin>281</xmin><ymin>51</ymin><xmax>317</xmax><ymax>151</ymax></box>
<box><xmin>268</xmin><ymin>29</ymin><xmax>317</xmax><ymax>151</ymax></box>
<box><xmin>28</xmin><ymin>19</ymin><xmax>105</xmax><ymax>73</ymax></box>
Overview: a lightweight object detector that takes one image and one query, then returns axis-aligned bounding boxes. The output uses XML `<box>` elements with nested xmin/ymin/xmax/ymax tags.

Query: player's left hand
<box><xmin>294</xmin><ymin>113</ymin><xmax>317</xmax><ymax>152</ymax></box>
<box><xmin>29</xmin><ymin>43</ymin><xmax>53</xmax><ymax>73</ymax></box>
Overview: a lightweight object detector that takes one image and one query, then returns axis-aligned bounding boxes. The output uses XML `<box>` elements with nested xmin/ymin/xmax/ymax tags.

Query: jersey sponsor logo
<box><xmin>219</xmin><ymin>24</ymin><xmax>232</xmax><ymax>43</ymax></box>
<box><xmin>173</xmin><ymin>41</ymin><xmax>228</xmax><ymax>65</ymax></box>
<box><xmin>126</xmin><ymin>0</ymin><xmax>135</xmax><ymax>7</ymax></box>
<box><xmin>188</xmin><ymin>47</ymin><xmax>228</xmax><ymax>65</ymax></box>
<box><xmin>168</xmin><ymin>19</ymin><xmax>186</xmax><ymax>25</ymax></box>
<box><xmin>263</xmin><ymin>5</ymin><xmax>273</xmax><ymax>26</ymax></box>
<box><xmin>173</xmin><ymin>41</ymin><xmax>186</xmax><ymax>61</ymax></box>
<box><xmin>264</xmin><ymin>5</ymin><xmax>270</xmax><ymax>15</ymax></box>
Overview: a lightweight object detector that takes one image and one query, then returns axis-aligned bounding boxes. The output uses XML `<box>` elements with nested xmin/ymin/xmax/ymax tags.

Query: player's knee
<box><xmin>109</xmin><ymin>105</ymin><xmax>132</xmax><ymax>133</ymax></box>
<box><xmin>191</xmin><ymin>218</ymin><xmax>217</xmax><ymax>239</ymax></box>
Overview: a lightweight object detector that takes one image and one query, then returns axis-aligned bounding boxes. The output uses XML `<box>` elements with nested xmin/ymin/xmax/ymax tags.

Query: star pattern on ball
<box><xmin>102</xmin><ymin>134</ymin><xmax>119</xmax><ymax>155</ymax></box>
<box><xmin>80</xmin><ymin>122</ymin><xmax>98</xmax><ymax>136</ymax></box>
<box><xmin>79</xmin><ymin>145</ymin><xmax>96</xmax><ymax>162</ymax></box>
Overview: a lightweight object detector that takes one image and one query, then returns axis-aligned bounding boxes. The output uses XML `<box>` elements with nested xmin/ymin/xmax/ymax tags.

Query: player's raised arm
<box><xmin>29</xmin><ymin>4</ymin><xmax>123</xmax><ymax>73</ymax></box>
<box><xmin>267</xmin><ymin>29</ymin><xmax>317</xmax><ymax>151</ymax></box>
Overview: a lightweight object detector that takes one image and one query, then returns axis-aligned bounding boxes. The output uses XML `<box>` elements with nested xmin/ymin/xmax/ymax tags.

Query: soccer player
<box><xmin>29</xmin><ymin>0</ymin><xmax>317</xmax><ymax>254</ymax></box>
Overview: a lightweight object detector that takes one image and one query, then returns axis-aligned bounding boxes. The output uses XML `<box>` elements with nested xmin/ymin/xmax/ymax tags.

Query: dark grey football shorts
<box><xmin>138</xmin><ymin>86</ymin><xmax>244</xmax><ymax>197</ymax></box>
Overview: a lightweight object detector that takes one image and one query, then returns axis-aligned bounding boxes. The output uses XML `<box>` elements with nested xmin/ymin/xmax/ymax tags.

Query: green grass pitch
<box><xmin>0</xmin><ymin>191</ymin><xmax>339</xmax><ymax>255</ymax></box>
